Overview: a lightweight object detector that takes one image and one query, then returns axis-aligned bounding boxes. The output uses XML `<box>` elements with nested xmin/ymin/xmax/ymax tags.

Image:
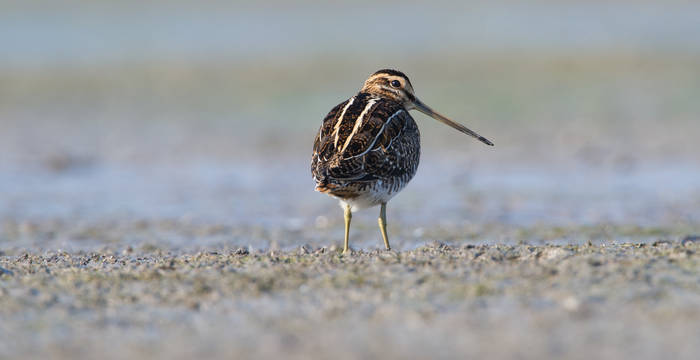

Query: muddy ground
<box><xmin>1</xmin><ymin>232</ymin><xmax>699</xmax><ymax>360</ymax></box>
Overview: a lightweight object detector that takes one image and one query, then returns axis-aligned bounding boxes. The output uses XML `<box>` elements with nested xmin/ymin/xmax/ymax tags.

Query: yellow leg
<box><xmin>343</xmin><ymin>203</ymin><xmax>352</xmax><ymax>254</ymax></box>
<box><xmin>378</xmin><ymin>202</ymin><xmax>391</xmax><ymax>250</ymax></box>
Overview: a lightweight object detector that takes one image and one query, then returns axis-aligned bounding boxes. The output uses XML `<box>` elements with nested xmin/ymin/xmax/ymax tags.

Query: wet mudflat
<box><xmin>1</xmin><ymin>234</ymin><xmax>699</xmax><ymax>360</ymax></box>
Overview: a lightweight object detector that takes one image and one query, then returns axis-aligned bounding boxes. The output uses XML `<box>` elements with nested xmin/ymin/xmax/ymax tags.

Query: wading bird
<box><xmin>312</xmin><ymin>69</ymin><xmax>493</xmax><ymax>254</ymax></box>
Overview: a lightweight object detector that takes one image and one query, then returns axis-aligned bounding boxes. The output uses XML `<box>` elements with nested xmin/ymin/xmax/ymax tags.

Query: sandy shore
<box><xmin>2</xmin><ymin>236</ymin><xmax>698</xmax><ymax>360</ymax></box>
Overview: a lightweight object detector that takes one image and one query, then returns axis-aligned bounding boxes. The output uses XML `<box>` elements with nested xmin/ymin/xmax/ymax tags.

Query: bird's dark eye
<box><xmin>390</xmin><ymin>80</ymin><xmax>401</xmax><ymax>88</ymax></box>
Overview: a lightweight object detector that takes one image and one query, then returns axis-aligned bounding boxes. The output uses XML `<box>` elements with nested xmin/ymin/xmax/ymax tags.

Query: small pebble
<box><xmin>652</xmin><ymin>239</ymin><xmax>672</xmax><ymax>247</ymax></box>
<box><xmin>681</xmin><ymin>235</ymin><xmax>699</xmax><ymax>246</ymax></box>
<box><xmin>562</xmin><ymin>296</ymin><xmax>580</xmax><ymax>312</ymax></box>
<box><xmin>298</xmin><ymin>244</ymin><xmax>313</xmax><ymax>255</ymax></box>
<box><xmin>234</xmin><ymin>248</ymin><xmax>249</xmax><ymax>256</ymax></box>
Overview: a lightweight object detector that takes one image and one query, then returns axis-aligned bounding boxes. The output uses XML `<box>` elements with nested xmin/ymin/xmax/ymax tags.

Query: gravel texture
<box><xmin>1</xmin><ymin>236</ymin><xmax>699</xmax><ymax>360</ymax></box>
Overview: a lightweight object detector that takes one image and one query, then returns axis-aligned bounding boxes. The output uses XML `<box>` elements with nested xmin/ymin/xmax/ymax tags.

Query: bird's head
<box><xmin>361</xmin><ymin>69</ymin><xmax>494</xmax><ymax>146</ymax></box>
<box><xmin>360</xmin><ymin>69</ymin><xmax>417</xmax><ymax>105</ymax></box>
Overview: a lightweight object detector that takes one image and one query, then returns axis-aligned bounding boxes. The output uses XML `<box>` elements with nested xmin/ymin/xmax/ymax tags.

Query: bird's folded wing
<box><xmin>313</xmin><ymin>107</ymin><xmax>416</xmax><ymax>183</ymax></box>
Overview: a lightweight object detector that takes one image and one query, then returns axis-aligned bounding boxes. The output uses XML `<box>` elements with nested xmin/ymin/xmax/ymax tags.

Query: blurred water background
<box><xmin>1</xmin><ymin>0</ymin><xmax>699</xmax><ymax>250</ymax></box>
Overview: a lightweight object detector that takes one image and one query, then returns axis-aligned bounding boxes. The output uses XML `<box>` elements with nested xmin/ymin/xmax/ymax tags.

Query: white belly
<box><xmin>336</xmin><ymin>180</ymin><xmax>404</xmax><ymax>211</ymax></box>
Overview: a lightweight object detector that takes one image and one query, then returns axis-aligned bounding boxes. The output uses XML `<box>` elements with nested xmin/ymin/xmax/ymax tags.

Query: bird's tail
<box><xmin>313</xmin><ymin>164</ymin><xmax>341</xmax><ymax>194</ymax></box>
<box><xmin>314</xmin><ymin>174</ymin><xmax>338</xmax><ymax>193</ymax></box>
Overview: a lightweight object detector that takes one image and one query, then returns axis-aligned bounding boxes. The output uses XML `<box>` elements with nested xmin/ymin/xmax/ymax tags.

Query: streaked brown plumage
<box><xmin>312</xmin><ymin>69</ymin><xmax>493</xmax><ymax>253</ymax></box>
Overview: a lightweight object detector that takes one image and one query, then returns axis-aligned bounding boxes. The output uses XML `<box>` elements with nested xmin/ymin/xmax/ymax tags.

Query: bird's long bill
<box><xmin>413</xmin><ymin>99</ymin><xmax>494</xmax><ymax>146</ymax></box>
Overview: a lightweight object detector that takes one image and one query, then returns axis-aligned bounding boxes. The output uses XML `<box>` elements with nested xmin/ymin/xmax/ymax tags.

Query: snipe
<box><xmin>311</xmin><ymin>69</ymin><xmax>493</xmax><ymax>254</ymax></box>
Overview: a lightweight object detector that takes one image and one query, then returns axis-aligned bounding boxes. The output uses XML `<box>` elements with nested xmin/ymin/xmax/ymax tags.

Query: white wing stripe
<box><xmin>340</xmin><ymin>97</ymin><xmax>378</xmax><ymax>154</ymax></box>
<box><xmin>332</xmin><ymin>97</ymin><xmax>355</xmax><ymax>148</ymax></box>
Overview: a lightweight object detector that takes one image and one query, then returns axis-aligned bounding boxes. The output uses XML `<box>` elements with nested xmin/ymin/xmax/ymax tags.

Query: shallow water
<box><xmin>1</xmin><ymin>157</ymin><xmax>698</xmax><ymax>251</ymax></box>
<box><xmin>3</xmin><ymin>161</ymin><xmax>699</xmax><ymax>225</ymax></box>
